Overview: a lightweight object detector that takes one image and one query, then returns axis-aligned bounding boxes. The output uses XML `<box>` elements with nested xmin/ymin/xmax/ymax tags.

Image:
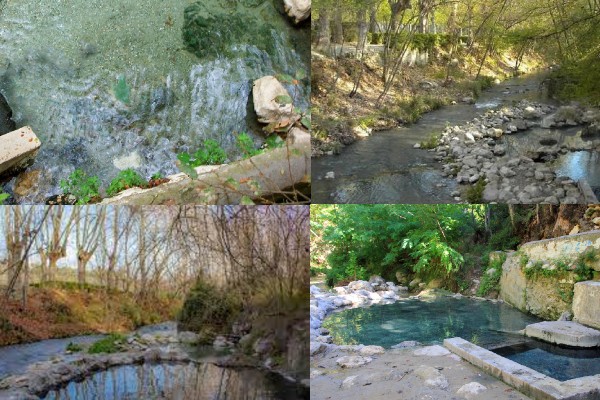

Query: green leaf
<box><xmin>274</xmin><ymin>95</ymin><xmax>292</xmax><ymax>105</ymax></box>
<box><xmin>301</xmin><ymin>116</ymin><xmax>311</xmax><ymax>130</ymax></box>
<box><xmin>240</xmin><ymin>196</ymin><xmax>255</xmax><ymax>205</ymax></box>
<box><xmin>114</xmin><ymin>75</ymin><xmax>131</xmax><ymax>105</ymax></box>
<box><xmin>0</xmin><ymin>192</ymin><xmax>9</xmax><ymax>205</ymax></box>
<box><xmin>295</xmin><ymin>69</ymin><xmax>306</xmax><ymax>80</ymax></box>
<box><xmin>275</xmin><ymin>73</ymin><xmax>294</xmax><ymax>84</ymax></box>
<box><xmin>176</xmin><ymin>160</ymin><xmax>198</xmax><ymax>179</ymax></box>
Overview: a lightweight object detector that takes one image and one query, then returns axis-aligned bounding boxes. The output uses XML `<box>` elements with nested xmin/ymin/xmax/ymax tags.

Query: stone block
<box><xmin>0</xmin><ymin>127</ymin><xmax>41</xmax><ymax>177</ymax></box>
<box><xmin>573</xmin><ymin>281</ymin><xmax>600</xmax><ymax>329</ymax></box>
<box><xmin>525</xmin><ymin>321</ymin><xmax>600</xmax><ymax>347</ymax></box>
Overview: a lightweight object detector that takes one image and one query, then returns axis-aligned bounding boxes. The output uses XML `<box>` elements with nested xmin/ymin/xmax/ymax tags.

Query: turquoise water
<box><xmin>494</xmin><ymin>341</ymin><xmax>600</xmax><ymax>381</ymax></box>
<box><xmin>41</xmin><ymin>362</ymin><xmax>308</xmax><ymax>400</ymax></box>
<box><xmin>0</xmin><ymin>0</ymin><xmax>308</xmax><ymax>202</ymax></box>
<box><xmin>323</xmin><ymin>297</ymin><xmax>542</xmax><ymax>349</ymax></box>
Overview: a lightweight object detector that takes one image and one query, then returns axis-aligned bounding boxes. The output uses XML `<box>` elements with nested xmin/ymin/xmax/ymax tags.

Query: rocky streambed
<box><xmin>427</xmin><ymin>101</ymin><xmax>600</xmax><ymax>203</ymax></box>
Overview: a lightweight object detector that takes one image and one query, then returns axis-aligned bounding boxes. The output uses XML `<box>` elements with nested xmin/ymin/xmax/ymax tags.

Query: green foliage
<box><xmin>0</xmin><ymin>190</ymin><xmax>9</xmax><ymax>205</ymax></box>
<box><xmin>477</xmin><ymin>253</ymin><xmax>506</xmax><ymax>296</ymax></box>
<box><xmin>106</xmin><ymin>169</ymin><xmax>146</xmax><ymax>197</ymax></box>
<box><xmin>420</xmin><ymin>134</ymin><xmax>440</xmax><ymax>149</ymax></box>
<box><xmin>150</xmin><ymin>172</ymin><xmax>164</xmax><ymax>180</ymax></box>
<box><xmin>465</xmin><ymin>179</ymin><xmax>486</xmax><ymax>203</ymax></box>
<box><xmin>177</xmin><ymin>278</ymin><xmax>240</xmax><ymax>340</ymax></box>
<box><xmin>88</xmin><ymin>333</ymin><xmax>126</xmax><ymax>354</ymax></box>
<box><xmin>66</xmin><ymin>342</ymin><xmax>83</xmax><ymax>352</ymax></box>
<box><xmin>236</xmin><ymin>132</ymin><xmax>261</xmax><ymax>157</ymax></box>
<box><xmin>177</xmin><ymin>139</ymin><xmax>227</xmax><ymax>168</ymax></box>
<box><xmin>59</xmin><ymin>169</ymin><xmax>100</xmax><ymax>205</ymax></box>
<box><xmin>114</xmin><ymin>76</ymin><xmax>130</xmax><ymax>105</ymax></box>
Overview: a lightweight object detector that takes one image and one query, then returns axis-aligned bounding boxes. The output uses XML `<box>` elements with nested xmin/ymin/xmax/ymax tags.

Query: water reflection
<box><xmin>42</xmin><ymin>362</ymin><xmax>306</xmax><ymax>400</ymax></box>
<box><xmin>323</xmin><ymin>297</ymin><xmax>542</xmax><ymax>349</ymax></box>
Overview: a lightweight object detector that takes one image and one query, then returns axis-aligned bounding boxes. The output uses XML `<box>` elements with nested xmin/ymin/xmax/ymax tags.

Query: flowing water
<box><xmin>322</xmin><ymin>297</ymin><xmax>542</xmax><ymax>349</ymax></box>
<box><xmin>0</xmin><ymin>0</ymin><xmax>309</xmax><ymax>202</ymax></box>
<box><xmin>312</xmin><ymin>74</ymin><xmax>600</xmax><ymax>203</ymax></box>
<box><xmin>41</xmin><ymin>362</ymin><xmax>307</xmax><ymax>400</ymax></box>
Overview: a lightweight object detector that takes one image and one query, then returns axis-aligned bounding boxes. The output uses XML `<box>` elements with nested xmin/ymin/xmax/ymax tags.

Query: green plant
<box><xmin>519</xmin><ymin>252</ymin><xmax>529</xmax><ymax>268</ymax></box>
<box><xmin>177</xmin><ymin>139</ymin><xmax>227</xmax><ymax>168</ymax></box>
<box><xmin>66</xmin><ymin>342</ymin><xmax>83</xmax><ymax>352</ymax></box>
<box><xmin>420</xmin><ymin>134</ymin><xmax>440</xmax><ymax>149</ymax></box>
<box><xmin>236</xmin><ymin>132</ymin><xmax>261</xmax><ymax>157</ymax></box>
<box><xmin>0</xmin><ymin>190</ymin><xmax>8</xmax><ymax>205</ymax></box>
<box><xmin>465</xmin><ymin>179</ymin><xmax>486</xmax><ymax>203</ymax></box>
<box><xmin>88</xmin><ymin>333</ymin><xmax>126</xmax><ymax>354</ymax></box>
<box><xmin>60</xmin><ymin>169</ymin><xmax>100</xmax><ymax>205</ymax></box>
<box><xmin>477</xmin><ymin>253</ymin><xmax>506</xmax><ymax>296</ymax></box>
<box><xmin>150</xmin><ymin>172</ymin><xmax>164</xmax><ymax>180</ymax></box>
<box><xmin>114</xmin><ymin>76</ymin><xmax>131</xmax><ymax>105</ymax></box>
<box><xmin>106</xmin><ymin>169</ymin><xmax>146</xmax><ymax>197</ymax></box>
<box><xmin>265</xmin><ymin>134</ymin><xmax>284</xmax><ymax>150</ymax></box>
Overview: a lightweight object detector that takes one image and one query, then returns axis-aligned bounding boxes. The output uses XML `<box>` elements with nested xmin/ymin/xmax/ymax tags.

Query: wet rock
<box><xmin>13</xmin><ymin>169</ymin><xmax>42</xmax><ymax>197</ymax></box>
<box><xmin>336</xmin><ymin>355</ymin><xmax>372</xmax><ymax>368</ymax></box>
<box><xmin>0</xmin><ymin>92</ymin><xmax>16</xmax><ymax>135</ymax></box>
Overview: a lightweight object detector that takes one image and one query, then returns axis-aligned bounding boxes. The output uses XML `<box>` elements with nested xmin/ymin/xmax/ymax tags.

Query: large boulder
<box><xmin>252</xmin><ymin>76</ymin><xmax>295</xmax><ymax>125</ymax></box>
<box><xmin>348</xmin><ymin>280</ymin><xmax>374</xmax><ymax>292</ymax></box>
<box><xmin>283</xmin><ymin>0</ymin><xmax>310</xmax><ymax>24</ymax></box>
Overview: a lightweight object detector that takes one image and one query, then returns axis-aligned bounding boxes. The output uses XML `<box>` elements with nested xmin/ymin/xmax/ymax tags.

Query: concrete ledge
<box><xmin>444</xmin><ymin>337</ymin><xmax>600</xmax><ymax>400</ymax></box>
<box><xmin>0</xmin><ymin>127</ymin><xmax>41</xmax><ymax>178</ymax></box>
<box><xmin>579</xmin><ymin>181</ymin><xmax>599</xmax><ymax>204</ymax></box>
<box><xmin>573</xmin><ymin>281</ymin><xmax>600</xmax><ymax>330</ymax></box>
<box><xmin>525</xmin><ymin>321</ymin><xmax>600</xmax><ymax>348</ymax></box>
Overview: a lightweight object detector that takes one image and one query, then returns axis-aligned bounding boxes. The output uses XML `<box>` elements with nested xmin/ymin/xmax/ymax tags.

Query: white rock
<box><xmin>359</xmin><ymin>345</ymin><xmax>385</xmax><ymax>356</ymax></box>
<box><xmin>252</xmin><ymin>76</ymin><xmax>294</xmax><ymax>124</ymax></box>
<box><xmin>457</xmin><ymin>382</ymin><xmax>487</xmax><ymax>399</ymax></box>
<box><xmin>413</xmin><ymin>345</ymin><xmax>451</xmax><ymax>356</ymax></box>
<box><xmin>336</xmin><ymin>356</ymin><xmax>372</xmax><ymax>368</ymax></box>
<box><xmin>415</xmin><ymin>365</ymin><xmax>449</xmax><ymax>390</ymax></box>
<box><xmin>283</xmin><ymin>0</ymin><xmax>311</xmax><ymax>24</ymax></box>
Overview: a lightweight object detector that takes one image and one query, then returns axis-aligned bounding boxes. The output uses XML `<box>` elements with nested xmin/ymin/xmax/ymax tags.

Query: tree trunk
<box><xmin>314</xmin><ymin>8</ymin><xmax>330</xmax><ymax>47</ymax></box>
<box><xmin>332</xmin><ymin>6</ymin><xmax>343</xmax><ymax>44</ymax></box>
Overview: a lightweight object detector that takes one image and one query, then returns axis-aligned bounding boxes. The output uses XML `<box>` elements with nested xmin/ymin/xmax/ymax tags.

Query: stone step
<box><xmin>0</xmin><ymin>126</ymin><xmax>41</xmax><ymax>178</ymax></box>
<box><xmin>524</xmin><ymin>321</ymin><xmax>600</xmax><ymax>348</ymax></box>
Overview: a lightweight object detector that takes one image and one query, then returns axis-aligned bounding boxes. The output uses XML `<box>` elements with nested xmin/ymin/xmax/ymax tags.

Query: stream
<box><xmin>313</xmin><ymin>73</ymin><xmax>600</xmax><ymax>203</ymax></box>
<box><xmin>0</xmin><ymin>0</ymin><xmax>309</xmax><ymax>203</ymax></box>
<box><xmin>0</xmin><ymin>322</ymin><xmax>175</xmax><ymax>379</ymax></box>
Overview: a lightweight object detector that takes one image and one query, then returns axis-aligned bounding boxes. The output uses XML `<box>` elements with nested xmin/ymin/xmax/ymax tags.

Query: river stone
<box><xmin>359</xmin><ymin>345</ymin><xmax>385</xmax><ymax>356</ymax></box>
<box><xmin>391</xmin><ymin>340</ymin><xmax>420</xmax><ymax>349</ymax></box>
<box><xmin>415</xmin><ymin>365</ymin><xmax>449</xmax><ymax>390</ymax></box>
<box><xmin>348</xmin><ymin>280</ymin><xmax>373</xmax><ymax>292</ymax></box>
<box><xmin>457</xmin><ymin>382</ymin><xmax>487</xmax><ymax>399</ymax></box>
<box><xmin>310</xmin><ymin>341</ymin><xmax>326</xmax><ymax>356</ymax></box>
<box><xmin>413</xmin><ymin>345</ymin><xmax>450</xmax><ymax>356</ymax></box>
<box><xmin>336</xmin><ymin>356</ymin><xmax>372</xmax><ymax>368</ymax></box>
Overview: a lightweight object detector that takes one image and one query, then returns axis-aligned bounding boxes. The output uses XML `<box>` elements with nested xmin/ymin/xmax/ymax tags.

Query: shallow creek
<box><xmin>0</xmin><ymin>0</ymin><xmax>309</xmax><ymax>202</ymax></box>
<box><xmin>313</xmin><ymin>74</ymin><xmax>600</xmax><ymax>203</ymax></box>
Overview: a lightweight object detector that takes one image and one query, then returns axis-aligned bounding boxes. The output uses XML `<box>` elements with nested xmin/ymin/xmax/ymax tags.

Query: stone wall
<box><xmin>573</xmin><ymin>281</ymin><xmax>600</xmax><ymax>329</ymax></box>
<box><xmin>499</xmin><ymin>230</ymin><xmax>600</xmax><ymax>321</ymax></box>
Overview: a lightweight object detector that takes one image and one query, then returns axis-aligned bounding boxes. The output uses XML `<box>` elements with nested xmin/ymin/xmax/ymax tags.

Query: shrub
<box><xmin>420</xmin><ymin>134</ymin><xmax>440</xmax><ymax>149</ymax></box>
<box><xmin>88</xmin><ymin>333</ymin><xmax>126</xmax><ymax>354</ymax></box>
<box><xmin>60</xmin><ymin>169</ymin><xmax>100</xmax><ymax>204</ymax></box>
<box><xmin>465</xmin><ymin>179</ymin><xmax>486</xmax><ymax>203</ymax></box>
<box><xmin>177</xmin><ymin>279</ymin><xmax>240</xmax><ymax>340</ymax></box>
<box><xmin>106</xmin><ymin>169</ymin><xmax>146</xmax><ymax>196</ymax></box>
<box><xmin>0</xmin><ymin>190</ymin><xmax>8</xmax><ymax>205</ymax></box>
<box><xmin>177</xmin><ymin>139</ymin><xmax>227</xmax><ymax>167</ymax></box>
<box><xmin>477</xmin><ymin>253</ymin><xmax>506</xmax><ymax>296</ymax></box>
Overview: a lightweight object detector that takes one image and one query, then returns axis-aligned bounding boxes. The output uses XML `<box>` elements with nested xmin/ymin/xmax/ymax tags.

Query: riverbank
<box><xmin>310</xmin><ymin>45</ymin><xmax>540</xmax><ymax>157</ymax></box>
<box><xmin>0</xmin><ymin>283</ymin><xmax>180</xmax><ymax>346</ymax></box>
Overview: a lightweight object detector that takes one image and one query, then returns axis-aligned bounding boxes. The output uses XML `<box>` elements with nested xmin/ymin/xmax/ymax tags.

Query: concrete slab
<box><xmin>525</xmin><ymin>321</ymin><xmax>600</xmax><ymax>348</ymax></box>
<box><xmin>573</xmin><ymin>281</ymin><xmax>600</xmax><ymax>329</ymax></box>
<box><xmin>0</xmin><ymin>127</ymin><xmax>41</xmax><ymax>177</ymax></box>
<box><xmin>444</xmin><ymin>337</ymin><xmax>600</xmax><ymax>400</ymax></box>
